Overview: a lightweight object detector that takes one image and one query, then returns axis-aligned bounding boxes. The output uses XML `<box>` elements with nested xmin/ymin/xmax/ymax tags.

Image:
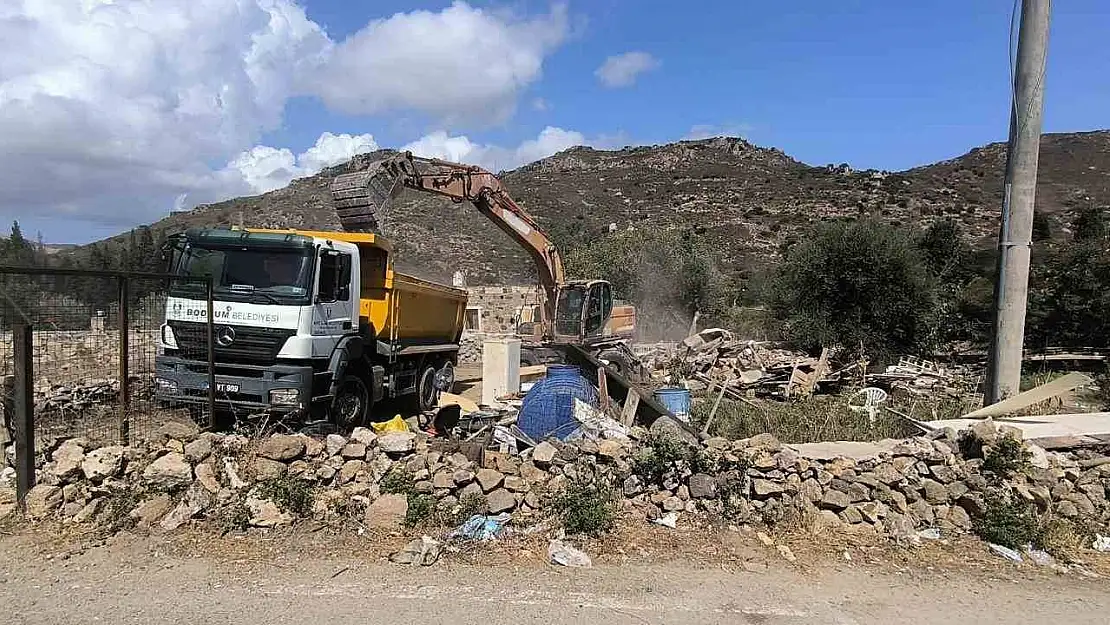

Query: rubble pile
<box><xmin>666</xmin><ymin>329</ymin><xmax>857</xmax><ymax>399</ymax></box>
<box><xmin>662</xmin><ymin>330</ymin><xmax>989</xmax><ymax>408</ymax></box>
<box><xmin>868</xmin><ymin>356</ymin><xmax>983</xmax><ymax>399</ymax></box>
<box><xmin>4</xmin><ymin>417</ymin><xmax>1108</xmax><ymax>545</ymax></box>
<box><xmin>34</xmin><ymin>377</ymin><xmax>156</xmax><ymax>415</ymax></box>
<box><xmin>36</xmin><ymin>380</ymin><xmax>121</xmax><ymax>414</ymax></box>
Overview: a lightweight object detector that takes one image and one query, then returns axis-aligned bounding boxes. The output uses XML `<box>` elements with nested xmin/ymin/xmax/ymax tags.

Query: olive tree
<box><xmin>771</xmin><ymin>218</ymin><xmax>937</xmax><ymax>361</ymax></box>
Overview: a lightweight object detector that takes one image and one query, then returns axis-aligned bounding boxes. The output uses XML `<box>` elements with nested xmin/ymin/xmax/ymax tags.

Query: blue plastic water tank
<box><xmin>517</xmin><ymin>365</ymin><xmax>599</xmax><ymax>441</ymax></box>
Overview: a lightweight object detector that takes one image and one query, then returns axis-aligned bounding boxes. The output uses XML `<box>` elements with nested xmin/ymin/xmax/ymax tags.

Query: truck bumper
<box><xmin>154</xmin><ymin>355</ymin><xmax>317</xmax><ymax>415</ymax></box>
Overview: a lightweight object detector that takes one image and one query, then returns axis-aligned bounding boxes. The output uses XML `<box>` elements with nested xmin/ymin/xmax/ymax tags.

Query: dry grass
<box><xmin>693</xmin><ymin>394</ymin><xmax>918</xmax><ymax>443</ymax></box>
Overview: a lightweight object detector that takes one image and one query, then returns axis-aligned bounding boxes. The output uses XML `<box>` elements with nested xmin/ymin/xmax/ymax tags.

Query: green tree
<box><xmin>1</xmin><ymin>220</ymin><xmax>35</xmax><ymax>267</ymax></box>
<box><xmin>917</xmin><ymin>218</ymin><xmax>968</xmax><ymax>281</ymax></box>
<box><xmin>771</xmin><ymin>218</ymin><xmax>936</xmax><ymax>361</ymax></box>
<box><xmin>915</xmin><ymin>219</ymin><xmax>994</xmax><ymax>346</ymax></box>
<box><xmin>137</xmin><ymin>226</ymin><xmax>158</xmax><ymax>272</ymax></box>
<box><xmin>1027</xmin><ymin>241</ymin><xmax>1110</xmax><ymax>348</ymax></box>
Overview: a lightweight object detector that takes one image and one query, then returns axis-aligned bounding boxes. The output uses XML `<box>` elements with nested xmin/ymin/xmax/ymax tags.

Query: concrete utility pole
<box><xmin>987</xmin><ymin>0</ymin><xmax>1052</xmax><ymax>403</ymax></box>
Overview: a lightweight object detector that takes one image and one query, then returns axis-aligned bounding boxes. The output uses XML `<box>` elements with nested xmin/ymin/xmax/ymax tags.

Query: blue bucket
<box><xmin>653</xmin><ymin>387</ymin><xmax>691</xmax><ymax>421</ymax></box>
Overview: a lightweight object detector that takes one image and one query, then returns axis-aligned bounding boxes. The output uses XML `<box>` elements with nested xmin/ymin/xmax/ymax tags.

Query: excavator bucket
<box><xmin>329</xmin><ymin>159</ymin><xmax>405</xmax><ymax>232</ymax></box>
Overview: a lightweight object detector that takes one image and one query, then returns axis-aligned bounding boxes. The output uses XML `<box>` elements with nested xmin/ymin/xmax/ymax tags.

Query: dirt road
<box><xmin>2</xmin><ymin>530</ymin><xmax>1107</xmax><ymax>625</ymax></box>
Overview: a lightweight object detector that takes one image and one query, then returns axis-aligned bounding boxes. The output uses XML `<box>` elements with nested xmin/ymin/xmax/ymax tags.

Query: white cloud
<box><xmin>532</xmin><ymin>97</ymin><xmax>550</xmax><ymax>112</ymax></box>
<box><xmin>226</xmin><ymin>146</ymin><xmax>300</xmax><ymax>195</ymax></box>
<box><xmin>595</xmin><ymin>51</ymin><xmax>659</xmax><ymax>88</ymax></box>
<box><xmin>297</xmin><ymin>132</ymin><xmax>379</xmax><ymax>172</ymax></box>
<box><xmin>213</xmin><ymin>131</ymin><xmax>379</xmax><ymax>197</ymax></box>
<box><xmin>0</xmin><ymin>1</ymin><xmax>570</xmax><ymax>232</ymax></box>
<box><xmin>0</xmin><ymin>0</ymin><xmax>330</xmax><ymax>225</ymax></box>
<box><xmin>401</xmin><ymin>126</ymin><xmax>594</xmax><ymax>172</ymax></box>
<box><xmin>310</xmin><ymin>1</ymin><xmax>568</xmax><ymax>125</ymax></box>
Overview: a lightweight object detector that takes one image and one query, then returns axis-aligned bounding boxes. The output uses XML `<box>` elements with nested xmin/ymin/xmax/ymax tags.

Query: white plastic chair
<box><xmin>848</xmin><ymin>387</ymin><xmax>888</xmax><ymax>427</ymax></box>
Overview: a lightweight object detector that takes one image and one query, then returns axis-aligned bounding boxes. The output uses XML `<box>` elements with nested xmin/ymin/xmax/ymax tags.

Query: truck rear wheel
<box><xmin>405</xmin><ymin>364</ymin><xmax>440</xmax><ymax>415</ymax></box>
<box><xmin>331</xmin><ymin>373</ymin><xmax>370</xmax><ymax>430</ymax></box>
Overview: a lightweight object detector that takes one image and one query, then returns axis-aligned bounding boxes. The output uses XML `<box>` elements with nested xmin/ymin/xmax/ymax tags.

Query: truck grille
<box><xmin>169</xmin><ymin>321</ymin><xmax>295</xmax><ymax>365</ymax></box>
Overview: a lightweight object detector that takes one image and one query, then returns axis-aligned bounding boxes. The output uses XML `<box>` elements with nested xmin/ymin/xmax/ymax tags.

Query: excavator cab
<box><xmin>554</xmin><ymin>280</ymin><xmax>613</xmax><ymax>342</ymax></box>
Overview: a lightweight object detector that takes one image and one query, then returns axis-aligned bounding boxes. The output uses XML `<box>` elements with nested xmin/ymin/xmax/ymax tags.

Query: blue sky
<box><xmin>271</xmin><ymin>0</ymin><xmax>1109</xmax><ymax>170</ymax></box>
<box><xmin>1</xmin><ymin>0</ymin><xmax>1107</xmax><ymax>243</ymax></box>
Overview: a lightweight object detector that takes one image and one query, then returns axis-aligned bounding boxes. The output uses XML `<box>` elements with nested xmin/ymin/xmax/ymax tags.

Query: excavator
<box><xmin>328</xmin><ymin>151</ymin><xmax>647</xmax><ymax>380</ymax></box>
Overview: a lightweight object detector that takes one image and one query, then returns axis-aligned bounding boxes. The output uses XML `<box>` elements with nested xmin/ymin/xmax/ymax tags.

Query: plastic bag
<box><xmin>548</xmin><ymin>539</ymin><xmax>592</xmax><ymax>568</ymax></box>
<box><xmin>449</xmin><ymin>513</ymin><xmax>511</xmax><ymax>541</ymax></box>
<box><xmin>371</xmin><ymin>414</ymin><xmax>411</xmax><ymax>434</ymax></box>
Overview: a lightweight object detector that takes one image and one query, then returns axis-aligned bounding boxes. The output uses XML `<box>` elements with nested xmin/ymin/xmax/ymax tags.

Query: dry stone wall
<box><xmin>464</xmin><ymin>286</ymin><xmax>542</xmax><ymax>335</ymax></box>
<box><xmin>3</xmin><ymin>418</ymin><xmax>1108</xmax><ymax>545</ymax></box>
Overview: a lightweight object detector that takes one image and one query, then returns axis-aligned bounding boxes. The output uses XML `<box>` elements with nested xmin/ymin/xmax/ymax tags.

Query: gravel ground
<box><xmin>2</xmin><ymin>526</ymin><xmax>1109</xmax><ymax>625</ymax></box>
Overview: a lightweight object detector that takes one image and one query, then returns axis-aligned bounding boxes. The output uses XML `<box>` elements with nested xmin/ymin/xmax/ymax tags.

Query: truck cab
<box><xmin>155</xmin><ymin>227</ymin><xmax>467</xmax><ymax>429</ymax></box>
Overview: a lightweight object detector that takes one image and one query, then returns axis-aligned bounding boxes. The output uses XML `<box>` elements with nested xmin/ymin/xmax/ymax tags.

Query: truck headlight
<box><xmin>160</xmin><ymin>324</ymin><xmax>178</xmax><ymax>349</ymax></box>
<box><xmin>155</xmin><ymin>378</ymin><xmax>179</xmax><ymax>394</ymax></box>
<box><xmin>269</xmin><ymin>388</ymin><xmax>300</xmax><ymax>406</ymax></box>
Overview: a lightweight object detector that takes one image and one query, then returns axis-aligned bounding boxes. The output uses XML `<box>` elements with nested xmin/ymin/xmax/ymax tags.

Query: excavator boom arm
<box><xmin>330</xmin><ymin>152</ymin><xmax>565</xmax><ymax>336</ymax></box>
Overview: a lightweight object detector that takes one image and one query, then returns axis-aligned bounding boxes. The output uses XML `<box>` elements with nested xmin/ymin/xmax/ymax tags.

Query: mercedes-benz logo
<box><xmin>215</xmin><ymin>326</ymin><xmax>236</xmax><ymax>347</ymax></box>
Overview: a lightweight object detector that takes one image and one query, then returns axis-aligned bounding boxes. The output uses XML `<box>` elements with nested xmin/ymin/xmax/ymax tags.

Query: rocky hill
<box><xmin>100</xmin><ymin>130</ymin><xmax>1110</xmax><ymax>285</ymax></box>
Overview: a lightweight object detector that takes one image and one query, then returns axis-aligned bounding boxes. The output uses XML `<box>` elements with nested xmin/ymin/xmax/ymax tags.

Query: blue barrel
<box><xmin>653</xmin><ymin>387</ymin><xmax>691</xmax><ymax>421</ymax></box>
<box><xmin>518</xmin><ymin>365</ymin><xmax>600</xmax><ymax>441</ymax></box>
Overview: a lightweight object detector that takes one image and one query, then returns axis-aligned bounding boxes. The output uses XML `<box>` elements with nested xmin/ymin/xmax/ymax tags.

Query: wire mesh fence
<box><xmin>0</xmin><ymin>268</ymin><xmax>213</xmax><ymax>454</ymax></box>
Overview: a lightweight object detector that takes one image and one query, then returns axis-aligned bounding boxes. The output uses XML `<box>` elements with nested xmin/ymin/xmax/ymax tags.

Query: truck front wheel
<box><xmin>331</xmin><ymin>373</ymin><xmax>370</xmax><ymax>430</ymax></box>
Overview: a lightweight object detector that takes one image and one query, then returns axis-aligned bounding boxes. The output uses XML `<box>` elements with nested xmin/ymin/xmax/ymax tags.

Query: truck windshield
<box><xmin>172</xmin><ymin>246</ymin><xmax>313</xmax><ymax>304</ymax></box>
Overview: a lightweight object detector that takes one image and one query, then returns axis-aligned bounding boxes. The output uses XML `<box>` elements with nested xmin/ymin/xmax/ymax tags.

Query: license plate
<box><xmin>202</xmin><ymin>382</ymin><xmax>240</xmax><ymax>393</ymax></box>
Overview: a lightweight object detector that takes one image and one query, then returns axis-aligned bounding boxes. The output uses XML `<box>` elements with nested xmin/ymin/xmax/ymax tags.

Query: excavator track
<box><xmin>329</xmin><ymin>170</ymin><xmax>385</xmax><ymax>232</ymax></box>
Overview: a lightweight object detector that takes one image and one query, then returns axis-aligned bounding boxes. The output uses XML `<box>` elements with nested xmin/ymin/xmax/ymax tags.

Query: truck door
<box><xmin>313</xmin><ymin>250</ymin><xmax>354</xmax><ymax>348</ymax></box>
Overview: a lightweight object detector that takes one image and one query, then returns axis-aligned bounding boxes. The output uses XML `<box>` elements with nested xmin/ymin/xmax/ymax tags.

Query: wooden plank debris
<box><xmin>959</xmin><ymin>372</ymin><xmax>1093</xmax><ymax>419</ymax></box>
<box><xmin>620</xmin><ymin>390</ymin><xmax>640</xmax><ymax>428</ymax></box>
<box><xmin>597</xmin><ymin>367</ymin><xmax>610</xmax><ymax>412</ymax></box>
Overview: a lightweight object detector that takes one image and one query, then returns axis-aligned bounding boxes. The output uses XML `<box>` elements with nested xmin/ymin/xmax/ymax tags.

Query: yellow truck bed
<box><xmin>341</xmin><ymin>233</ymin><xmax>467</xmax><ymax>345</ymax></box>
<box><xmin>362</xmin><ymin>270</ymin><xmax>467</xmax><ymax>344</ymax></box>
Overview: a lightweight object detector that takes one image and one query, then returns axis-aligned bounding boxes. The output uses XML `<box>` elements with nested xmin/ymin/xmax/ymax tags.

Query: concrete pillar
<box><xmin>482</xmin><ymin>337</ymin><xmax>520</xmax><ymax>406</ymax></box>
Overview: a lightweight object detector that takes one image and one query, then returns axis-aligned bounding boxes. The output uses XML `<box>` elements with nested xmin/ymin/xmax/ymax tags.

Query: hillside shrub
<box><xmin>972</xmin><ymin>490</ymin><xmax>1040</xmax><ymax>549</ymax></box>
<box><xmin>565</xmin><ymin>228</ymin><xmax>733</xmax><ymax>339</ymax></box>
<box><xmin>770</xmin><ymin>218</ymin><xmax>936</xmax><ymax>361</ymax></box>
<box><xmin>549</xmin><ymin>479</ymin><xmax>618</xmax><ymax>537</ymax></box>
<box><xmin>1027</xmin><ymin>240</ymin><xmax>1110</xmax><ymax>348</ymax></box>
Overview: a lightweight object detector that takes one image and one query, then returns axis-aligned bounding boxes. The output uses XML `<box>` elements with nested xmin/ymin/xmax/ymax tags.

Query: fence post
<box><xmin>1</xmin><ymin>376</ymin><xmax>13</xmax><ymax>467</ymax></box>
<box><xmin>206</xmin><ymin>279</ymin><xmax>216</xmax><ymax>429</ymax></box>
<box><xmin>118</xmin><ymin>276</ymin><xmax>130</xmax><ymax>445</ymax></box>
<box><xmin>12</xmin><ymin>324</ymin><xmax>34</xmax><ymax>506</ymax></box>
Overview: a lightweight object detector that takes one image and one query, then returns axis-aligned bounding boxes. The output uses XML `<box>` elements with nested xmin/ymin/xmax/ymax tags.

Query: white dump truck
<box><xmin>155</xmin><ymin>226</ymin><xmax>467</xmax><ymax>429</ymax></box>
